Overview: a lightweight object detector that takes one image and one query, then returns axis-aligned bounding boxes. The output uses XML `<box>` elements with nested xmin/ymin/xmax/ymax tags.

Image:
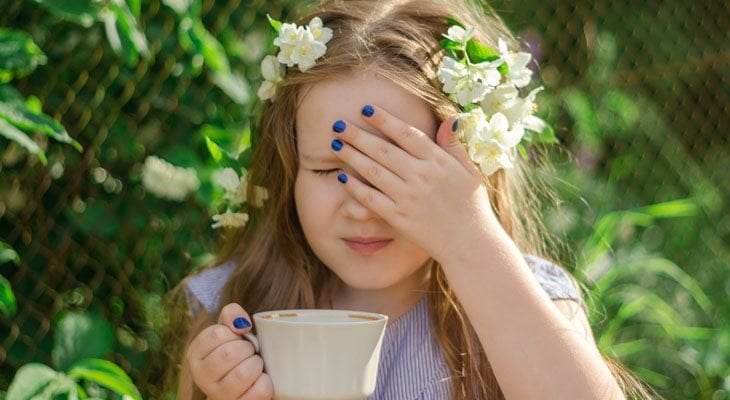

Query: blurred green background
<box><xmin>0</xmin><ymin>0</ymin><xmax>727</xmax><ymax>399</ymax></box>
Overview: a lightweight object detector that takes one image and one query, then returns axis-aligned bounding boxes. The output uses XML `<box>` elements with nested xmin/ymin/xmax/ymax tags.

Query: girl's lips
<box><xmin>343</xmin><ymin>239</ymin><xmax>393</xmax><ymax>255</ymax></box>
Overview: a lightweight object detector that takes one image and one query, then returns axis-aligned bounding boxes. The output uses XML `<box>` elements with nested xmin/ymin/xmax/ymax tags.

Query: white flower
<box><xmin>499</xmin><ymin>86</ymin><xmax>543</xmax><ymax>128</ymax></box>
<box><xmin>273</xmin><ymin>18</ymin><xmax>330</xmax><ymax>71</ymax></box>
<box><xmin>308</xmin><ymin>17</ymin><xmax>333</xmax><ymax>44</ymax></box>
<box><xmin>498</xmin><ymin>38</ymin><xmax>533</xmax><ymax>88</ymax></box>
<box><xmin>211</xmin><ymin>211</ymin><xmax>249</xmax><ymax>229</ymax></box>
<box><xmin>459</xmin><ymin>110</ymin><xmax>523</xmax><ymax>176</ymax></box>
<box><xmin>442</xmin><ymin>25</ymin><xmax>474</xmax><ymax>45</ymax></box>
<box><xmin>213</xmin><ymin>168</ymin><xmax>240</xmax><ymax>192</ymax></box>
<box><xmin>239</xmin><ymin>175</ymin><xmax>269</xmax><ymax>208</ymax></box>
<box><xmin>437</xmin><ymin>57</ymin><xmax>502</xmax><ymax>106</ymax></box>
<box><xmin>480</xmin><ymin>83</ymin><xmax>519</xmax><ymax>116</ymax></box>
<box><xmin>257</xmin><ymin>55</ymin><xmax>284</xmax><ymax>100</ymax></box>
<box><xmin>141</xmin><ymin>156</ymin><xmax>199</xmax><ymax>201</ymax></box>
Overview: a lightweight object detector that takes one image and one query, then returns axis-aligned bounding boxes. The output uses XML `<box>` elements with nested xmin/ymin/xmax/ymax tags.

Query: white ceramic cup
<box><xmin>243</xmin><ymin>309</ymin><xmax>388</xmax><ymax>400</ymax></box>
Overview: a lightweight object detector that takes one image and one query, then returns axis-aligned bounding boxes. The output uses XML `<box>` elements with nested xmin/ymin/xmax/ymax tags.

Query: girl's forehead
<box><xmin>295</xmin><ymin>73</ymin><xmax>437</xmax><ymax>146</ymax></box>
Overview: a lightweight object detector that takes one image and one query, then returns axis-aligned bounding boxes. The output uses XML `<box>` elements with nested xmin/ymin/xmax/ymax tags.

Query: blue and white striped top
<box><xmin>184</xmin><ymin>255</ymin><xmax>581</xmax><ymax>399</ymax></box>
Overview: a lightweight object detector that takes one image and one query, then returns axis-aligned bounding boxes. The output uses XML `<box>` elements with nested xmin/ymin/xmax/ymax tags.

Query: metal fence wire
<box><xmin>0</xmin><ymin>0</ymin><xmax>728</xmax><ymax>397</ymax></box>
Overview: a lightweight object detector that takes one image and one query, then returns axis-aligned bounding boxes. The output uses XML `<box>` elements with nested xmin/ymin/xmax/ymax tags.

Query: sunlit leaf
<box><xmin>0</xmin><ymin>274</ymin><xmax>17</xmax><ymax>318</ymax></box>
<box><xmin>6</xmin><ymin>364</ymin><xmax>77</xmax><ymax>400</ymax></box>
<box><xmin>68</xmin><ymin>359</ymin><xmax>142</xmax><ymax>400</ymax></box>
<box><xmin>0</xmin><ymin>29</ymin><xmax>47</xmax><ymax>82</ymax></box>
<box><xmin>32</xmin><ymin>0</ymin><xmax>105</xmax><ymax>27</ymax></box>
<box><xmin>0</xmin><ymin>118</ymin><xmax>47</xmax><ymax>164</ymax></box>
<box><xmin>0</xmin><ymin>100</ymin><xmax>82</xmax><ymax>151</ymax></box>
<box><xmin>52</xmin><ymin>312</ymin><xmax>114</xmax><ymax>371</ymax></box>
<box><xmin>0</xmin><ymin>241</ymin><xmax>20</xmax><ymax>265</ymax></box>
<box><xmin>465</xmin><ymin>39</ymin><xmax>499</xmax><ymax>63</ymax></box>
<box><xmin>103</xmin><ymin>0</ymin><xmax>151</xmax><ymax>64</ymax></box>
<box><xmin>212</xmin><ymin>71</ymin><xmax>249</xmax><ymax>105</ymax></box>
<box><xmin>267</xmin><ymin>14</ymin><xmax>282</xmax><ymax>33</ymax></box>
<box><xmin>180</xmin><ymin>17</ymin><xmax>230</xmax><ymax>74</ymax></box>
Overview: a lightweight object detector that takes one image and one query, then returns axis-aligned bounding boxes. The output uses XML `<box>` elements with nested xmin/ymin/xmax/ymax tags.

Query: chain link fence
<box><xmin>1</xmin><ymin>0</ymin><xmax>727</xmax><ymax>397</ymax></box>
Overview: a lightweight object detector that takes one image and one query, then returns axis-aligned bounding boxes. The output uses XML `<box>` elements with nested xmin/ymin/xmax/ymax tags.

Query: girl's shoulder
<box><xmin>183</xmin><ymin>261</ymin><xmax>236</xmax><ymax>320</ymax></box>
<box><xmin>181</xmin><ymin>255</ymin><xmax>581</xmax><ymax>319</ymax></box>
<box><xmin>523</xmin><ymin>254</ymin><xmax>581</xmax><ymax>301</ymax></box>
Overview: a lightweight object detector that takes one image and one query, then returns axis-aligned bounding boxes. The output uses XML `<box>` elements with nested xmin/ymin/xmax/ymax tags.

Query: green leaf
<box><xmin>32</xmin><ymin>0</ymin><xmax>105</xmax><ymax>27</ymax></box>
<box><xmin>180</xmin><ymin>17</ymin><xmax>230</xmax><ymax>74</ymax></box>
<box><xmin>267</xmin><ymin>14</ymin><xmax>282</xmax><ymax>33</ymax></box>
<box><xmin>211</xmin><ymin>72</ymin><xmax>249</xmax><ymax>105</ymax></box>
<box><xmin>161</xmin><ymin>0</ymin><xmax>194</xmax><ymax>15</ymax></box>
<box><xmin>465</xmin><ymin>39</ymin><xmax>500</xmax><ymax>64</ymax></box>
<box><xmin>127</xmin><ymin>0</ymin><xmax>141</xmax><ymax>17</ymax></box>
<box><xmin>0</xmin><ymin>274</ymin><xmax>17</xmax><ymax>318</ymax></box>
<box><xmin>238</xmin><ymin>146</ymin><xmax>253</xmax><ymax>170</ymax></box>
<box><xmin>517</xmin><ymin>144</ymin><xmax>528</xmax><ymax>161</ymax></box>
<box><xmin>205</xmin><ymin>136</ymin><xmax>240</xmax><ymax>171</ymax></box>
<box><xmin>0</xmin><ymin>29</ymin><xmax>47</xmax><ymax>82</ymax></box>
<box><xmin>0</xmin><ymin>241</ymin><xmax>20</xmax><ymax>265</ymax></box>
<box><xmin>439</xmin><ymin>38</ymin><xmax>462</xmax><ymax>52</ymax></box>
<box><xmin>205</xmin><ymin>135</ymin><xmax>223</xmax><ymax>162</ymax></box>
<box><xmin>68</xmin><ymin>359</ymin><xmax>142</xmax><ymax>400</ymax></box>
<box><xmin>6</xmin><ymin>363</ymin><xmax>76</xmax><ymax>400</ymax></box>
<box><xmin>52</xmin><ymin>312</ymin><xmax>114</xmax><ymax>371</ymax></box>
<box><xmin>0</xmin><ymin>100</ymin><xmax>82</xmax><ymax>151</ymax></box>
<box><xmin>103</xmin><ymin>0</ymin><xmax>150</xmax><ymax>65</ymax></box>
<box><xmin>638</xmin><ymin>198</ymin><xmax>698</xmax><ymax>219</ymax></box>
<box><xmin>0</xmin><ymin>118</ymin><xmax>47</xmax><ymax>164</ymax></box>
<box><xmin>445</xmin><ymin>17</ymin><xmax>465</xmax><ymax>29</ymax></box>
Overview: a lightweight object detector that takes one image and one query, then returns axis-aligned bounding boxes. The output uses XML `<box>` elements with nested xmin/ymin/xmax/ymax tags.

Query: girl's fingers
<box><xmin>359</xmin><ymin>104</ymin><xmax>436</xmax><ymax>160</ymax></box>
<box><xmin>330</xmin><ymin>136</ymin><xmax>403</xmax><ymax>198</ymax></box>
<box><xmin>238</xmin><ymin>373</ymin><xmax>274</xmax><ymax>400</ymax></box>
<box><xmin>218</xmin><ymin>303</ymin><xmax>253</xmax><ymax>335</ymax></box>
<box><xmin>214</xmin><ymin>354</ymin><xmax>265</xmax><ymax>399</ymax></box>
<box><xmin>337</xmin><ymin>172</ymin><xmax>396</xmax><ymax>220</ymax></box>
<box><xmin>204</xmin><ymin>339</ymin><xmax>256</xmax><ymax>383</ymax></box>
<box><xmin>331</xmin><ymin>118</ymin><xmax>413</xmax><ymax>180</ymax></box>
<box><xmin>188</xmin><ymin>324</ymin><xmax>241</xmax><ymax>361</ymax></box>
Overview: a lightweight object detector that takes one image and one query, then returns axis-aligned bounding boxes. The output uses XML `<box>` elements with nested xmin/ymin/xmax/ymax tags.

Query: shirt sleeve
<box><xmin>523</xmin><ymin>254</ymin><xmax>581</xmax><ymax>302</ymax></box>
<box><xmin>183</xmin><ymin>261</ymin><xmax>236</xmax><ymax>320</ymax></box>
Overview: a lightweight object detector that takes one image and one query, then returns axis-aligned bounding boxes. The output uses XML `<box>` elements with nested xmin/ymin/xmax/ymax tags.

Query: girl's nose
<box><xmin>340</xmin><ymin>172</ymin><xmax>380</xmax><ymax>221</ymax></box>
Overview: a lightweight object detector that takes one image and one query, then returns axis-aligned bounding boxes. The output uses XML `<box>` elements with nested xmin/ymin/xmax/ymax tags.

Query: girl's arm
<box><xmin>439</xmin><ymin>226</ymin><xmax>624</xmax><ymax>400</ymax></box>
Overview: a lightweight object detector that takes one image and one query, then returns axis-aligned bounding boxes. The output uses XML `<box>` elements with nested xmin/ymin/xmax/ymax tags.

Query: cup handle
<box><xmin>243</xmin><ymin>332</ymin><xmax>260</xmax><ymax>353</ymax></box>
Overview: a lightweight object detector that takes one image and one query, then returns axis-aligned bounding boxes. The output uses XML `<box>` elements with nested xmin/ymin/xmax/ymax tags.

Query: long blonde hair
<box><xmin>161</xmin><ymin>0</ymin><xmax>657</xmax><ymax>399</ymax></box>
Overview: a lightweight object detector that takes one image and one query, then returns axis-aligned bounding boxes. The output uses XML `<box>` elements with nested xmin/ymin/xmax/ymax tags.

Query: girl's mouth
<box><xmin>343</xmin><ymin>238</ymin><xmax>393</xmax><ymax>255</ymax></box>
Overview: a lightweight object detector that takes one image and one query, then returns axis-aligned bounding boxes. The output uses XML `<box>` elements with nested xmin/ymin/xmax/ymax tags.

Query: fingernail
<box><xmin>361</xmin><ymin>104</ymin><xmax>375</xmax><ymax>117</ymax></box>
<box><xmin>337</xmin><ymin>173</ymin><xmax>348</xmax><ymax>184</ymax></box>
<box><xmin>332</xmin><ymin>120</ymin><xmax>346</xmax><ymax>133</ymax></box>
<box><xmin>452</xmin><ymin>118</ymin><xmax>460</xmax><ymax>132</ymax></box>
<box><xmin>331</xmin><ymin>139</ymin><xmax>343</xmax><ymax>151</ymax></box>
<box><xmin>233</xmin><ymin>316</ymin><xmax>251</xmax><ymax>329</ymax></box>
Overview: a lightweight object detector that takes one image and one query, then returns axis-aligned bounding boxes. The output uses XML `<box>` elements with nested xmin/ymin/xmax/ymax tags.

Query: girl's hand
<box><xmin>331</xmin><ymin>104</ymin><xmax>501</xmax><ymax>264</ymax></box>
<box><xmin>186</xmin><ymin>303</ymin><xmax>273</xmax><ymax>400</ymax></box>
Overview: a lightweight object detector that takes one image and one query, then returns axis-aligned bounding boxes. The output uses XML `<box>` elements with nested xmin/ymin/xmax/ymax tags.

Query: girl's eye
<box><xmin>312</xmin><ymin>168</ymin><xmax>339</xmax><ymax>176</ymax></box>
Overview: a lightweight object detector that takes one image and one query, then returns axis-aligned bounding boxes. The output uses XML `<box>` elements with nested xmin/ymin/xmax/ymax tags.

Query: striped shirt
<box><xmin>184</xmin><ymin>255</ymin><xmax>581</xmax><ymax>400</ymax></box>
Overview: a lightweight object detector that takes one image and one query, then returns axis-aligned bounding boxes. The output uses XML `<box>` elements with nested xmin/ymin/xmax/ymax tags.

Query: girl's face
<box><xmin>294</xmin><ymin>73</ymin><xmax>438</xmax><ymax>293</ymax></box>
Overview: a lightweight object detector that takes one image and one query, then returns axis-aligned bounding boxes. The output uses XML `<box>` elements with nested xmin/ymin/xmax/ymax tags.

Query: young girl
<box><xmin>167</xmin><ymin>0</ymin><xmax>654</xmax><ymax>399</ymax></box>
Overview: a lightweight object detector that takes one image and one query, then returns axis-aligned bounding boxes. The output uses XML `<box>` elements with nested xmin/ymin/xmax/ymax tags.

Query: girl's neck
<box><xmin>327</xmin><ymin>265</ymin><xmax>431</xmax><ymax>322</ymax></box>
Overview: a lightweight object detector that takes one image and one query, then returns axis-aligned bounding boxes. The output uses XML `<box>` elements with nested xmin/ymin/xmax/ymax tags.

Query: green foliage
<box><xmin>6</xmin><ymin>312</ymin><xmax>141</xmax><ymax>400</ymax></box>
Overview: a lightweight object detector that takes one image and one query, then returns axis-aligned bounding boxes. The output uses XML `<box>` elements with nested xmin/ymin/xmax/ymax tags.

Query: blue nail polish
<box><xmin>233</xmin><ymin>317</ymin><xmax>251</xmax><ymax>329</ymax></box>
<box><xmin>331</xmin><ymin>139</ymin><xmax>343</xmax><ymax>151</ymax></box>
<box><xmin>452</xmin><ymin>118</ymin><xmax>460</xmax><ymax>132</ymax></box>
<box><xmin>332</xmin><ymin>120</ymin><xmax>346</xmax><ymax>133</ymax></box>
<box><xmin>362</xmin><ymin>104</ymin><xmax>375</xmax><ymax>117</ymax></box>
<box><xmin>337</xmin><ymin>173</ymin><xmax>348</xmax><ymax>184</ymax></box>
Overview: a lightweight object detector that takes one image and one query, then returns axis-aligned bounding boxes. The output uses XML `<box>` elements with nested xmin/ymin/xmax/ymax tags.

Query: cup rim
<box><xmin>252</xmin><ymin>309</ymin><xmax>388</xmax><ymax>325</ymax></box>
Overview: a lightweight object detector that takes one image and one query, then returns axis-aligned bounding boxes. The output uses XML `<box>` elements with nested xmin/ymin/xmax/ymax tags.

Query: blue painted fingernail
<box><xmin>362</xmin><ymin>104</ymin><xmax>375</xmax><ymax>117</ymax></box>
<box><xmin>452</xmin><ymin>118</ymin><xmax>460</xmax><ymax>132</ymax></box>
<box><xmin>233</xmin><ymin>317</ymin><xmax>251</xmax><ymax>329</ymax></box>
<box><xmin>337</xmin><ymin>173</ymin><xmax>348</xmax><ymax>184</ymax></box>
<box><xmin>333</xmin><ymin>120</ymin><xmax>346</xmax><ymax>133</ymax></box>
<box><xmin>331</xmin><ymin>139</ymin><xmax>343</xmax><ymax>151</ymax></box>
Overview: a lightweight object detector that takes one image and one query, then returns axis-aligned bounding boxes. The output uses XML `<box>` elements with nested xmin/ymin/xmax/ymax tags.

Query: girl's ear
<box><xmin>436</xmin><ymin>115</ymin><xmax>478</xmax><ymax>176</ymax></box>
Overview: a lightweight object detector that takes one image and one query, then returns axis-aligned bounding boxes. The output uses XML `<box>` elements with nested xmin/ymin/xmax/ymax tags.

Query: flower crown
<box><xmin>436</xmin><ymin>20</ymin><xmax>557</xmax><ymax>177</ymax></box>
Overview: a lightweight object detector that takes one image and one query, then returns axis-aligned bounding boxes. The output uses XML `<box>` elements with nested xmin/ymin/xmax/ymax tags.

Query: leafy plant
<box><xmin>0</xmin><ymin>29</ymin><xmax>82</xmax><ymax>165</ymax></box>
<box><xmin>5</xmin><ymin>312</ymin><xmax>142</xmax><ymax>400</ymax></box>
<box><xmin>0</xmin><ymin>241</ymin><xmax>19</xmax><ymax>319</ymax></box>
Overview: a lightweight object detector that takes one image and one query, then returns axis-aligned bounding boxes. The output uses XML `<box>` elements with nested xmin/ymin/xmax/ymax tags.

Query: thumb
<box><xmin>218</xmin><ymin>302</ymin><xmax>253</xmax><ymax>335</ymax></box>
<box><xmin>436</xmin><ymin>115</ymin><xmax>478</xmax><ymax>176</ymax></box>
